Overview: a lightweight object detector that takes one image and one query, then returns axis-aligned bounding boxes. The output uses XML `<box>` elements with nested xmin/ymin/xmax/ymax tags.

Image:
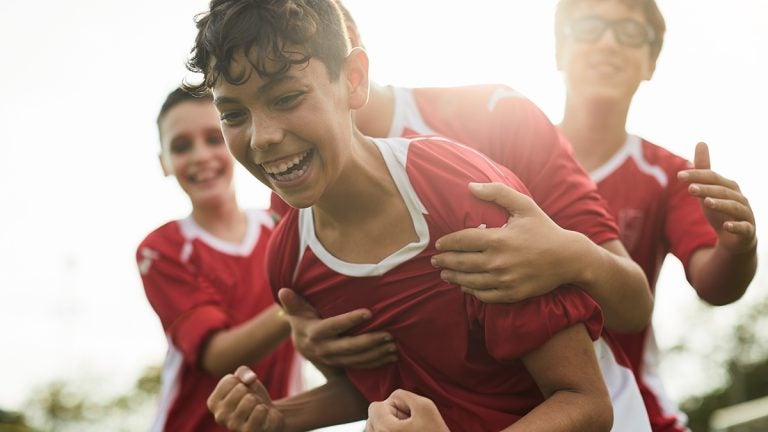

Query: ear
<box><xmin>158</xmin><ymin>151</ymin><xmax>173</xmax><ymax>177</ymax></box>
<box><xmin>343</xmin><ymin>47</ymin><xmax>370</xmax><ymax>110</ymax></box>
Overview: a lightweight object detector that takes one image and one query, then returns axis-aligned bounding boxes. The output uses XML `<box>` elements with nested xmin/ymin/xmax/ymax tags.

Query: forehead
<box><xmin>569</xmin><ymin>0</ymin><xmax>647</xmax><ymax>21</ymax></box>
<box><xmin>160</xmin><ymin>101</ymin><xmax>221</xmax><ymax>141</ymax></box>
<box><xmin>212</xmin><ymin>55</ymin><xmax>330</xmax><ymax>102</ymax></box>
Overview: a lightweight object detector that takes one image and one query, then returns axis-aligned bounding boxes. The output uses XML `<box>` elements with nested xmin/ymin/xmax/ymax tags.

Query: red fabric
<box><xmin>268</xmin><ymin>137</ymin><xmax>604</xmax><ymax>432</ymax></box>
<box><xmin>137</xmin><ymin>211</ymin><xmax>296</xmax><ymax>431</ymax></box>
<box><xmin>401</xmin><ymin>85</ymin><xmax>619</xmax><ymax>245</ymax></box>
<box><xmin>596</xmin><ymin>137</ymin><xmax>717</xmax><ymax>432</ymax></box>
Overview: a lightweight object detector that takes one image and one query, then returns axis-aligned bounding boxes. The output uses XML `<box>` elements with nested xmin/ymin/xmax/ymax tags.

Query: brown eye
<box><xmin>170</xmin><ymin>139</ymin><xmax>192</xmax><ymax>154</ymax></box>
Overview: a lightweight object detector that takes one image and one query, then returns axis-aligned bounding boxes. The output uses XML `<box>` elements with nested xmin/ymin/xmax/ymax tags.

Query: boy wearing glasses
<box><xmin>555</xmin><ymin>1</ymin><xmax>757</xmax><ymax>431</ymax></box>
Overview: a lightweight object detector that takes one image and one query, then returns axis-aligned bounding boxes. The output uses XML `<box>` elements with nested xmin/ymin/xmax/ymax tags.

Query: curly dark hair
<box><xmin>555</xmin><ymin>0</ymin><xmax>666</xmax><ymax>62</ymax></box>
<box><xmin>185</xmin><ymin>0</ymin><xmax>349</xmax><ymax>95</ymax></box>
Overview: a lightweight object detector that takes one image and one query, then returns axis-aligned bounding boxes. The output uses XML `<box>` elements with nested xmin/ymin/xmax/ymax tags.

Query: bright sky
<box><xmin>1</xmin><ymin>0</ymin><xmax>766</xmax><ymax>428</ymax></box>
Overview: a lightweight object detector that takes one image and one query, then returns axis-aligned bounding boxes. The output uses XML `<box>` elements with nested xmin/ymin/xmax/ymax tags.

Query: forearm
<box><xmin>202</xmin><ymin>304</ymin><xmax>291</xmax><ymax>376</ymax></box>
<box><xmin>501</xmin><ymin>389</ymin><xmax>612</xmax><ymax>432</ymax></box>
<box><xmin>690</xmin><ymin>244</ymin><xmax>757</xmax><ymax>305</ymax></box>
<box><xmin>276</xmin><ymin>375</ymin><xmax>369</xmax><ymax>432</ymax></box>
<box><xmin>572</xmin><ymin>237</ymin><xmax>652</xmax><ymax>332</ymax></box>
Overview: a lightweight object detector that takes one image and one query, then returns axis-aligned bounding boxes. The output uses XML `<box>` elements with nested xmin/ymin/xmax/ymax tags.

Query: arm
<box><xmin>208</xmin><ymin>365</ymin><xmax>368</xmax><ymax>432</ymax></box>
<box><xmin>431</xmin><ymin>182</ymin><xmax>652</xmax><ymax>332</ymax></box>
<box><xmin>506</xmin><ymin>323</ymin><xmax>613</xmax><ymax>432</ymax></box>
<box><xmin>202</xmin><ymin>304</ymin><xmax>291</xmax><ymax>377</ymax></box>
<box><xmin>277</xmin><ymin>288</ymin><xmax>398</xmax><ymax>376</ymax></box>
<box><xmin>678</xmin><ymin>142</ymin><xmax>757</xmax><ymax>305</ymax></box>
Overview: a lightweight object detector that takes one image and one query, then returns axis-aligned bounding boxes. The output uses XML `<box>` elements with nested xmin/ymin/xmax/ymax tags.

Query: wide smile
<box><xmin>260</xmin><ymin>149</ymin><xmax>315</xmax><ymax>183</ymax></box>
<box><xmin>187</xmin><ymin>167</ymin><xmax>226</xmax><ymax>185</ymax></box>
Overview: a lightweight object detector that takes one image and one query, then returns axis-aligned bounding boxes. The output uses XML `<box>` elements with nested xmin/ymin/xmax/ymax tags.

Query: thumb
<box><xmin>694</xmin><ymin>142</ymin><xmax>711</xmax><ymax>170</ymax></box>
<box><xmin>278</xmin><ymin>287</ymin><xmax>319</xmax><ymax>319</ymax></box>
<box><xmin>468</xmin><ymin>182</ymin><xmax>532</xmax><ymax>216</ymax></box>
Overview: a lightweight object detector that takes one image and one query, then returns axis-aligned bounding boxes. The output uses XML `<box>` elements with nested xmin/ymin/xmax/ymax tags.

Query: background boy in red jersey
<box><xmin>136</xmin><ymin>88</ymin><xmax>299</xmax><ymax>431</ymax></box>
<box><xmin>552</xmin><ymin>1</ymin><xmax>757</xmax><ymax>430</ymax></box>
<box><xmin>190</xmin><ymin>0</ymin><xmax>615</xmax><ymax>430</ymax></box>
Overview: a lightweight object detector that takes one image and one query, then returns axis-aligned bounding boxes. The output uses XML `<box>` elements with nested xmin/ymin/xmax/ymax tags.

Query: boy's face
<box><xmin>558</xmin><ymin>0</ymin><xmax>656</xmax><ymax>106</ymax></box>
<box><xmin>159</xmin><ymin>101</ymin><xmax>234</xmax><ymax>207</ymax></box>
<box><xmin>213</xmin><ymin>51</ymin><xmax>368</xmax><ymax>209</ymax></box>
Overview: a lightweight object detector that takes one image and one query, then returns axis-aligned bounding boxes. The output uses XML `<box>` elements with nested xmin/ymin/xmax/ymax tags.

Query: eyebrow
<box><xmin>214</xmin><ymin>74</ymin><xmax>300</xmax><ymax>106</ymax></box>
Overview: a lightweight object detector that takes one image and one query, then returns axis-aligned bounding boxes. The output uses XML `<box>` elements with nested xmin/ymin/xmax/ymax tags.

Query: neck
<box><xmin>310</xmin><ymin>131</ymin><xmax>418</xmax><ymax>264</ymax></box>
<box><xmin>313</xmin><ymin>131</ymin><xmax>397</xmax><ymax>227</ymax></box>
<box><xmin>191</xmin><ymin>191</ymin><xmax>247</xmax><ymax>243</ymax></box>
<box><xmin>355</xmin><ymin>82</ymin><xmax>395</xmax><ymax>138</ymax></box>
<box><xmin>560</xmin><ymin>96</ymin><xmax>630</xmax><ymax>172</ymax></box>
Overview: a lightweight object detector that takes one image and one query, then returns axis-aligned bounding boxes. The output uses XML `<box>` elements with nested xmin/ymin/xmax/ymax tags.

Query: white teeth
<box><xmin>262</xmin><ymin>150</ymin><xmax>310</xmax><ymax>175</ymax></box>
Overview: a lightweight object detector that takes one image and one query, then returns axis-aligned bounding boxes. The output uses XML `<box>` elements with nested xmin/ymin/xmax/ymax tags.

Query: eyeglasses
<box><xmin>564</xmin><ymin>16</ymin><xmax>655</xmax><ymax>48</ymax></box>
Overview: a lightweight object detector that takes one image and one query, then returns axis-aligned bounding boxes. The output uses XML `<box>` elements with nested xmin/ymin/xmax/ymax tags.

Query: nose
<box><xmin>595</xmin><ymin>25</ymin><xmax>620</xmax><ymax>48</ymax></box>
<box><xmin>189</xmin><ymin>137</ymin><xmax>214</xmax><ymax>162</ymax></box>
<box><xmin>250</xmin><ymin>114</ymin><xmax>285</xmax><ymax>152</ymax></box>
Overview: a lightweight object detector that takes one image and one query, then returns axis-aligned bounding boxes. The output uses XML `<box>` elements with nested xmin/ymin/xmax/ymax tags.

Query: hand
<box><xmin>678</xmin><ymin>142</ymin><xmax>756</xmax><ymax>254</ymax></box>
<box><xmin>366</xmin><ymin>389</ymin><xmax>450</xmax><ymax>432</ymax></box>
<box><xmin>431</xmin><ymin>182</ymin><xmax>586</xmax><ymax>303</ymax></box>
<box><xmin>278</xmin><ymin>288</ymin><xmax>398</xmax><ymax>369</ymax></box>
<box><xmin>207</xmin><ymin>366</ymin><xmax>284</xmax><ymax>432</ymax></box>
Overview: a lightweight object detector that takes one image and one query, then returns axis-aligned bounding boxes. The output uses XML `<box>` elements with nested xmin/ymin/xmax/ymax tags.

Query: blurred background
<box><xmin>0</xmin><ymin>0</ymin><xmax>766</xmax><ymax>431</ymax></box>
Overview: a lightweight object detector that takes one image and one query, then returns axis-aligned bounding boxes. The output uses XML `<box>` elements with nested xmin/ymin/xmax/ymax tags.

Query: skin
<box><xmin>208</xmin><ymin>41</ymin><xmax>612</xmax><ymax>431</ymax></box>
<box><xmin>282</xmin><ymin>2</ymin><xmax>653</xmax><ymax>374</ymax></box>
<box><xmin>558</xmin><ymin>0</ymin><xmax>757</xmax><ymax>305</ymax></box>
<box><xmin>158</xmin><ymin>100</ymin><xmax>290</xmax><ymax>377</ymax></box>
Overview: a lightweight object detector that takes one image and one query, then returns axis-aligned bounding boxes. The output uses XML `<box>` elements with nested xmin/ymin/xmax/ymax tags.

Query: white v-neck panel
<box><xmin>387</xmin><ymin>86</ymin><xmax>439</xmax><ymax>137</ymax></box>
<box><xmin>297</xmin><ymin>137</ymin><xmax>430</xmax><ymax>277</ymax></box>
<box><xmin>590</xmin><ymin>134</ymin><xmax>668</xmax><ymax>187</ymax></box>
<box><xmin>178</xmin><ymin>209</ymin><xmax>271</xmax><ymax>257</ymax></box>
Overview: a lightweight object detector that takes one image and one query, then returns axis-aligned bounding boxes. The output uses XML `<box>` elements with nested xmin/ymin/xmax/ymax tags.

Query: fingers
<box><xmin>687</xmin><ymin>184</ymin><xmax>749</xmax><ymax>206</ymax></box>
<box><xmin>209</xmin><ymin>374</ymin><xmax>264</xmax><ymax>429</ymax></box>
<box><xmin>431</xmin><ymin>250</ymin><xmax>489</xmax><ymax>272</ymax></box>
<box><xmin>702</xmin><ymin>197</ymin><xmax>755</xmax><ymax>224</ymax></box>
<box><xmin>234</xmin><ymin>365</ymin><xmax>258</xmax><ymax>385</ymax></box>
<box><xmin>724</xmin><ymin>220</ymin><xmax>757</xmax><ymax>237</ymax></box>
<box><xmin>278</xmin><ymin>288</ymin><xmax>319</xmax><ymax>319</ymax></box>
<box><xmin>304</xmin><ymin>309</ymin><xmax>374</xmax><ymax>340</ymax></box>
<box><xmin>325</xmin><ymin>339</ymin><xmax>399</xmax><ymax>369</ymax></box>
<box><xmin>677</xmin><ymin>169</ymin><xmax>740</xmax><ymax>192</ymax></box>
<box><xmin>694</xmin><ymin>141</ymin><xmax>711</xmax><ymax>170</ymax></box>
<box><xmin>435</xmin><ymin>226</ymin><xmax>500</xmax><ymax>252</ymax></box>
<box><xmin>467</xmin><ymin>182</ymin><xmax>533</xmax><ymax>215</ymax></box>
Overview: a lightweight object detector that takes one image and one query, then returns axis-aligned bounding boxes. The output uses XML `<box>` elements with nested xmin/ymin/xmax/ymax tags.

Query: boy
<box><xmin>555</xmin><ymin>1</ymin><xmax>757</xmax><ymax>430</ymax></box>
<box><xmin>189</xmin><ymin>0</ymin><xmax>615</xmax><ymax>430</ymax></box>
<box><xmin>136</xmin><ymin>88</ymin><xmax>299</xmax><ymax>431</ymax></box>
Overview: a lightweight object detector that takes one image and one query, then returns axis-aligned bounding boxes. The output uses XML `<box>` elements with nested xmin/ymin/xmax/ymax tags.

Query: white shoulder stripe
<box><xmin>590</xmin><ymin>134</ymin><xmax>668</xmax><ymax>187</ymax></box>
<box><xmin>149</xmin><ymin>341</ymin><xmax>184</xmax><ymax>432</ymax></box>
<box><xmin>487</xmin><ymin>87</ymin><xmax>526</xmax><ymax>112</ymax></box>
<box><xmin>388</xmin><ymin>86</ymin><xmax>438</xmax><ymax>137</ymax></box>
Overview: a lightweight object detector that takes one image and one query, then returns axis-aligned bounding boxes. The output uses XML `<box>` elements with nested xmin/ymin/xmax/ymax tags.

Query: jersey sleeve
<box><xmin>265</xmin><ymin>208</ymin><xmax>302</xmax><ymax>301</ymax></box>
<box><xmin>483</xmin><ymin>93</ymin><xmax>619</xmax><ymax>245</ymax></box>
<box><xmin>406</xmin><ymin>138</ymin><xmax>605</xmax><ymax>359</ymax></box>
<box><xmin>471</xmin><ymin>285</ymin><xmax>603</xmax><ymax>361</ymax></box>
<box><xmin>136</xmin><ymin>229</ymin><xmax>230</xmax><ymax>366</ymax></box>
<box><xmin>663</xmin><ymin>158</ymin><xmax>718</xmax><ymax>275</ymax></box>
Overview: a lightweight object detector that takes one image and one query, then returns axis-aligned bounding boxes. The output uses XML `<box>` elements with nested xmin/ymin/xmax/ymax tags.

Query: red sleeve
<box><xmin>484</xmin><ymin>96</ymin><xmax>619</xmax><ymax>245</ymax></box>
<box><xmin>664</xmin><ymin>158</ymin><xmax>718</xmax><ymax>275</ymax></box>
<box><xmin>406</xmin><ymin>138</ymin><xmax>604</xmax><ymax>358</ymax></box>
<box><xmin>265</xmin><ymin>208</ymin><xmax>302</xmax><ymax>301</ymax></box>
<box><xmin>136</xmin><ymin>229</ymin><xmax>230</xmax><ymax>366</ymax></box>
<box><xmin>472</xmin><ymin>286</ymin><xmax>603</xmax><ymax>361</ymax></box>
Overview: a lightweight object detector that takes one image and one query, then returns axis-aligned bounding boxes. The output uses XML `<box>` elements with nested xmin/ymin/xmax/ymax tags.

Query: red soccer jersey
<box><xmin>274</xmin><ymin>84</ymin><xmax>619</xmax><ymax>247</ymax></box>
<box><xmin>268</xmin><ymin>136</ymin><xmax>614</xmax><ymax>431</ymax></box>
<box><xmin>137</xmin><ymin>209</ymin><xmax>299</xmax><ymax>432</ymax></box>
<box><xmin>590</xmin><ymin>134</ymin><xmax>719</xmax><ymax>432</ymax></box>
